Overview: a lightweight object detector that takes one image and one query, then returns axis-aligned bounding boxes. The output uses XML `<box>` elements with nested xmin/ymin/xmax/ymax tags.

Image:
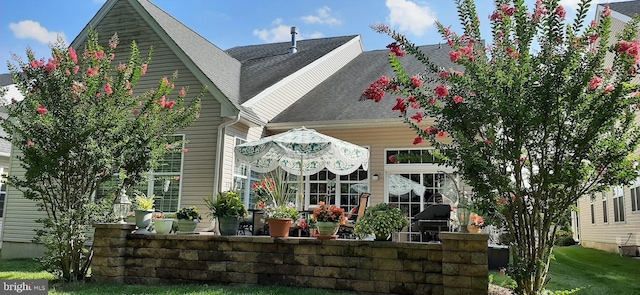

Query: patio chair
<box><xmin>337</xmin><ymin>193</ymin><xmax>370</xmax><ymax>239</ymax></box>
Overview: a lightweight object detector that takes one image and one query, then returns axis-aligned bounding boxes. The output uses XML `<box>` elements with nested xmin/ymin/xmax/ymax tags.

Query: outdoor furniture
<box><xmin>337</xmin><ymin>192</ymin><xmax>370</xmax><ymax>239</ymax></box>
<box><xmin>412</xmin><ymin>204</ymin><xmax>451</xmax><ymax>242</ymax></box>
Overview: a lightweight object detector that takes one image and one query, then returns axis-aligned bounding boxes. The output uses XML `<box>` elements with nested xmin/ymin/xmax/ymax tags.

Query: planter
<box><xmin>176</xmin><ymin>219</ymin><xmax>199</xmax><ymax>234</ymax></box>
<box><xmin>134</xmin><ymin>209</ymin><xmax>154</xmax><ymax>234</ymax></box>
<box><xmin>218</xmin><ymin>216</ymin><xmax>240</xmax><ymax>236</ymax></box>
<box><xmin>154</xmin><ymin>218</ymin><xmax>173</xmax><ymax>234</ymax></box>
<box><xmin>315</xmin><ymin>221</ymin><xmax>340</xmax><ymax>237</ymax></box>
<box><xmin>375</xmin><ymin>234</ymin><xmax>391</xmax><ymax>241</ymax></box>
<box><xmin>268</xmin><ymin>218</ymin><xmax>293</xmax><ymax>238</ymax></box>
<box><xmin>467</xmin><ymin>225</ymin><xmax>483</xmax><ymax>234</ymax></box>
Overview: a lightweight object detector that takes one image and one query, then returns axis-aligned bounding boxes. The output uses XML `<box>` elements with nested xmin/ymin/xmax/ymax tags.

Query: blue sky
<box><xmin>0</xmin><ymin>0</ymin><xmax>614</xmax><ymax>73</ymax></box>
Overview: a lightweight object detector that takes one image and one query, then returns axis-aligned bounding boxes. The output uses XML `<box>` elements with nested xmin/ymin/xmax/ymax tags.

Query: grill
<box><xmin>412</xmin><ymin>204</ymin><xmax>451</xmax><ymax>242</ymax></box>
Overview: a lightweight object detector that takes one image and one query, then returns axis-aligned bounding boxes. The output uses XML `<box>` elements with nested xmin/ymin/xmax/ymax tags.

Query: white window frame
<box><xmin>613</xmin><ymin>186</ymin><xmax>625</xmax><ymax>222</ymax></box>
<box><xmin>601</xmin><ymin>192</ymin><xmax>608</xmax><ymax>224</ymax></box>
<box><xmin>590</xmin><ymin>193</ymin><xmax>596</xmax><ymax>225</ymax></box>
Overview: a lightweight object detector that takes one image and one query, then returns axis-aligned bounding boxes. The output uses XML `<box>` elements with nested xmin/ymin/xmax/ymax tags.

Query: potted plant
<box><xmin>354</xmin><ymin>203</ymin><xmax>409</xmax><ymax>241</ymax></box>
<box><xmin>467</xmin><ymin>213</ymin><xmax>484</xmax><ymax>234</ymax></box>
<box><xmin>175</xmin><ymin>206</ymin><xmax>202</xmax><ymax>234</ymax></box>
<box><xmin>262</xmin><ymin>203</ymin><xmax>299</xmax><ymax>237</ymax></box>
<box><xmin>204</xmin><ymin>191</ymin><xmax>248</xmax><ymax>236</ymax></box>
<box><xmin>312</xmin><ymin>201</ymin><xmax>345</xmax><ymax>238</ymax></box>
<box><xmin>152</xmin><ymin>212</ymin><xmax>173</xmax><ymax>234</ymax></box>
<box><xmin>252</xmin><ymin>169</ymin><xmax>300</xmax><ymax>238</ymax></box>
<box><xmin>133</xmin><ymin>192</ymin><xmax>156</xmax><ymax>234</ymax></box>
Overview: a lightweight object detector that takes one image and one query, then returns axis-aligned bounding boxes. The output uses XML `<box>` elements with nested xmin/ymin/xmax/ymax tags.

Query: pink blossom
<box><xmin>392</xmin><ymin>98</ymin><xmax>407</xmax><ymax>113</ymax></box>
<box><xmin>133</xmin><ymin>109</ymin><xmax>140</xmax><ymax>115</ymax></box>
<box><xmin>109</xmin><ymin>53</ymin><xmax>115</xmax><ymax>60</ymax></box>
<box><xmin>68</xmin><ymin>47</ymin><xmax>78</xmax><ymax>64</ymax></box>
<box><xmin>589</xmin><ymin>34</ymin><xmax>599</xmax><ymax>44</ymax></box>
<box><xmin>435</xmin><ymin>85</ymin><xmax>449</xmax><ymax>98</ymax></box>
<box><xmin>65</xmin><ymin>69</ymin><xmax>71</xmax><ymax>75</ymax></box>
<box><xmin>589</xmin><ymin>75</ymin><xmax>602</xmax><ymax>90</ymax></box>
<box><xmin>126</xmin><ymin>81</ymin><xmax>131</xmax><ymax>89</ymax></box>
<box><xmin>117</xmin><ymin>64</ymin><xmax>126</xmax><ymax>72</ymax></box>
<box><xmin>388</xmin><ymin>155</ymin><xmax>398</xmax><ymax>164</ymax></box>
<box><xmin>449</xmin><ymin>51</ymin><xmax>462</xmax><ymax>62</ymax></box>
<box><xmin>453</xmin><ymin>71</ymin><xmax>464</xmax><ymax>77</ymax></box>
<box><xmin>428</xmin><ymin>98</ymin><xmax>436</xmax><ymax>105</ymax></box>
<box><xmin>485</xmin><ymin>139</ymin><xmax>492</xmax><ymax>146</ymax></box>
<box><xmin>604</xmin><ymin>85</ymin><xmax>615</xmax><ymax>94</ymax></box>
<box><xmin>44</xmin><ymin>58</ymin><xmax>57</xmax><ymax>72</ymax></box>
<box><xmin>96</xmin><ymin>92</ymin><xmax>101</xmax><ymax>98</ymax></box>
<box><xmin>497</xmin><ymin>197</ymin><xmax>508</xmax><ymax>206</ymax></box>
<box><xmin>159</xmin><ymin>96</ymin><xmax>167</xmax><ymax>108</ymax></box>
<box><xmin>533</xmin><ymin>0</ymin><xmax>548</xmax><ymax>21</ymax></box>
<box><xmin>500</xmin><ymin>5</ymin><xmax>515</xmax><ymax>16</ymax></box>
<box><xmin>386</xmin><ymin>42</ymin><xmax>405</xmax><ymax>57</ymax></box>
<box><xmin>94</xmin><ymin>50</ymin><xmax>105</xmax><ymax>60</ymax></box>
<box><xmin>489</xmin><ymin>10</ymin><xmax>503</xmax><ymax>22</ymax></box>
<box><xmin>591</xmin><ymin>20</ymin><xmax>598</xmax><ymax>28</ymax></box>
<box><xmin>437</xmin><ymin>131</ymin><xmax>446</xmax><ymax>138</ymax></box>
<box><xmin>453</xmin><ymin>95</ymin><xmax>464</xmax><ymax>104</ymax></box>
<box><xmin>183</xmin><ymin>148</ymin><xmax>189</xmax><ymax>154</ymax></box>
<box><xmin>413</xmin><ymin>136</ymin><xmax>424</xmax><ymax>145</ymax></box>
<box><xmin>141</xmin><ymin>64</ymin><xmax>148</xmax><ymax>76</ymax></box>
<box><xmin>410</xmin><ymin>76</ymin><xmax>423</xmax><ymax>88</ymax></box>
<box><xmin>174</xmin><ymin>176</ymin><xmax>181</xmax><ymax>181</ymax></box>
<box><xmin>128</xmin><ymin>90</ymin><xmax>133</xmax><ymax>95</ymax></box>
<box><xmin>37</xmin><ymin>105</ymin><xmax>48</xmax><ymax>115</ymax></box>
<box><xmin>87</xmin><ymin>67</ymin><xmax>99</xmax><ymax>77</ymax></box>
<box><xmin>109</xmin><ymin>41</ymin><xmax>117</xmax><ymax>49</ymax></box>
<box><xmin>27</xmin><ymin>141</ymin><xmax>35</xmax><ymax>147</ymax></box>
<box><xmin>603</xmin><ymin>5</ymin><xmax>611</xmax><ymax>17</ymax></box>
<box><xmin>73</xmin><ymin>65</ymin><xmax>79</xmax><ymax>74</ymax></box>
<box><xmin>363</xmin><ymin>76</ymin><xmax>391</xmax><ymax>102</ymax></box>
<box><xmin>165</xmin><ymin>101</ymin><xmax>176</xmax><ymax>109</ymax></box>
<box><xmin>411</xmin><ymin>112</ymin><xmax>423</xmax><ymax>123</ymax></box>
<box><xmin>555</xmin><ymin>6</ymin><xmax>566</xmax><ymax>20</ymax></box>
<box><xmin>426</xmin><ymin>126</ymin><xmax>438</xmax><ymax>135</ymax></box>
<box><xmin>439</xmin><ymin>71</ymin><xmax>450</xmax><ymax>79</ymax></box>
<box><xmin>519</xmin><ymin>155</ymin><xmax>527</xmax><ymax>162</ymax></box>
<box><xmin>162</xmin><ymin>77</ymin><xmax>170</xmax><ymax>86</ymax></box>
<box><xmin>104</xmin><ymin>83</ymin><xmax>113</xmax><ymax>95</ymax></box>
<box><xmin>408</xmin><ymin>96</ymin><xmax>420</xmax><ymax>109</ymax></box>
<box><xmin>179</xmin><ymin>88</ymin><xmax>186</xmax><ymax>97</ymax></box>
<box><xmin>30</xmin><ymin>59</ymin><xmax>44</xmax><ymax>69</ymax></box>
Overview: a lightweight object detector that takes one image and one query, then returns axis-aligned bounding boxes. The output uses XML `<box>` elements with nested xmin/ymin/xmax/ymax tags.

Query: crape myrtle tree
<box><xmin>363</xmin><ymin>0</ymin><xmax>640</xmax><ymax>294</ymax></box>
<box><xmin>2</xmin><ymin>29</ymin><xmax>202</xmax><ymax>282</ymax></box>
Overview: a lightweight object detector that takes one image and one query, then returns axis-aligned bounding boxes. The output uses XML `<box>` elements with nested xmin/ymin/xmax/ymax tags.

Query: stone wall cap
<box><xmin>94</xmin><ymin>223</ymin><xmax>137</xmax><ymax>230</ymax></box>
<box><xmin>440</xmin><ymin>232</ymin><xmax>489</xmax><ymax>241</ymax></box>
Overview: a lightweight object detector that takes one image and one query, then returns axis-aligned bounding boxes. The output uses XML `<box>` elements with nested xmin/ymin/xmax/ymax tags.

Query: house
<box><xmin>0</xmin><ymin>73</ymin><xmax>19</xmax><ymax>249</ymax></box>
<box><xmin>0</xmin><ymin>0</ymin><xmax>459</xmax><ymax>258</ymax></box>
<box><xmin>573</xmin><ymin>0</ymin><xmax>640</xmax><ymax>256</ymax></box>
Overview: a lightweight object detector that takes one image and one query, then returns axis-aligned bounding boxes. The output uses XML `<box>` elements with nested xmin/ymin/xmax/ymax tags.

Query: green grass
<box><xmin>490</xmin><ymin>246</ymin><xmax>640</xmax><ymax>295</ymax></box>
<box><xmin>2</xmin><ymin>246</ymin><xmax>639</xmax><ymax>294</ymax></box>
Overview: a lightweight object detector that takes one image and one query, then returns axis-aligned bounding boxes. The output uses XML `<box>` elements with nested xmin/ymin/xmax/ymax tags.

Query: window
<box><xmin>232</xmin><ymin>138</ymin><xmax>250</xmax><ymax>206</ymax></box>
<box><xmin>631</xmin><ymin>186</ymin><xmax>640</xmax><ymax>212</ymax></box>
<box><xmin>0</xmin><ymin>191</ymin><xmax>5</xmax><ymax>218</ymax></box>
<box><xmin>602</xmin><ymin>192</ymin><xmax>608</xmax><ymax>223</ymax></box>
<box><xmin>386</xmin><ymin>149</ymin><xmax>440</xmax><ymax>164</ymax></box>
<box><xmin>95</xmin><ymin>134</ymin><xmax>185</xmax><ymax>213</ymax></box>
<box><xmin>613</xmin><ymin>186</ymin><xmax>625</xmax><ymax>222</ymax></box>
<box><xmin>590</xmin><ymin>194</ymin><xmax>596</xmax><ymax>224</ymax></box>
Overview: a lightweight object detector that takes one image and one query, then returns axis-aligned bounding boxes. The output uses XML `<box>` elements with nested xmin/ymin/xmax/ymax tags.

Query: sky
<box><xmin>0</xmin><ymin>0</ymin><xmax>620</xmax><ymax>74</ymax></box>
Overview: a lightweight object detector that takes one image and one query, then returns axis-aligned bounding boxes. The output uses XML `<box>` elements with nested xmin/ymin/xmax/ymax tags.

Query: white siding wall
<box><xmin>244</xmin><ymin>37</ymin><xmax>363</xmax><ymax>122</ymax></box>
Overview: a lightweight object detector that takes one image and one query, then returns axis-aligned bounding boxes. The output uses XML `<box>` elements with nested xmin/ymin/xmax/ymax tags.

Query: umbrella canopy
<box><xmin>234</xmin><ymin>127</ymin><xmax>369</xmax><ymax>176</ymax></box>
<box><xmin>351</xmin><ymin>174</ymin><xmax>426</xmax><ymax>197</ymax></box>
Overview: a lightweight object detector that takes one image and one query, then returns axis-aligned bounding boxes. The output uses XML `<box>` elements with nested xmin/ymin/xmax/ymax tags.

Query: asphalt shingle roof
<box><xmin>0</xmin><ymin>74</ymin><xmax>13</xmax><ymax>87</ymax></box>
<box><xmin>226</xmin><ymin>35</ymin><xmax>358</xmax><ymax>104</ymax></box>
<box><xmin>271</xmin><ymin>43</ymin><xmax>462</xmax><ymax>123</ymax></box>
<box><xmin>605</xmin><ymin>0</ymin><xmax>640</xmax><ymax>18</ymax></box>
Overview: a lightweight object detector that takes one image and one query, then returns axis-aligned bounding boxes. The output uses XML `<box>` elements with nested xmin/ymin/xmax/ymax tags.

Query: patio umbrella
<box><xmin>351</xmin><ymin>174</ymin><xmax>426</xmax><ymax>197</ymax></box>
<box><xmin>234</xmin><ymin>127</ymin><xmax>370</xmax><ymax>207</ymax></box>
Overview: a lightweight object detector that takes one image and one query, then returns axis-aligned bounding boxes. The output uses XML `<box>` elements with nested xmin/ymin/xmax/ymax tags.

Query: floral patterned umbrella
<box><xmin>234</xmin><ymin>127</ymin><xmax>369</xmax><ymax>176</ymax></box>
<box><xmin>351</xmin><ymin>174</ymin><xmax>425</xmax><ymax>197</ymax></box>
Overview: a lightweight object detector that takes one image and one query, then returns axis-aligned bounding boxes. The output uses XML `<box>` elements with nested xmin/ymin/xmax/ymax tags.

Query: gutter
<box><xmin>213</xmin><ymin>111</ymin><xmax>241</xmax><ymax>196</ymax></box>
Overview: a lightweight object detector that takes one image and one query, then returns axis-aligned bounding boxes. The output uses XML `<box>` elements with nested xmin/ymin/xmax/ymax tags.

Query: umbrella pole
<box><xmin>298</xmin><ymin>156</ymin><xmax>304</xmax><ymax>211</ymax></box>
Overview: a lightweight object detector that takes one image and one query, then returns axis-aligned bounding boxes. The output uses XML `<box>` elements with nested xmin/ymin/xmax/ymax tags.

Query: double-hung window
<box><xmin>631</xmin><ymin>186</ymin><xmax>640</xmax><ymax>212</ymax></box>
<box><xmin>602</xmin><ymin>192</ymin><xmax>608</xmax><ymax>223</ymax></box>
<box><xmin>613</xmin><ymin>186</ymin><xmax>625</xmax><ymax>222</ymax></box>
<box><xmin>590</xmin><ymin>194</ymin><xmax>596</xmax><ymax>224</ymax></box>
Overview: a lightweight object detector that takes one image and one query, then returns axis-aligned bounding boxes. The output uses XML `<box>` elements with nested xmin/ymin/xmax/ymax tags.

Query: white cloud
<box><xmin>253</xmin><ymin>19</ymin><xmax>299</xmax><ymax>43</ymax></box>
<box><xmin>559</xmin><ymin>0</ymin><xmax>582</xmax><ymax>10</ymax></box>
<box><xmin>385</xmin><ymin>0</ymin><xmax>437</xmax><ymax>36</ymax></box>
<box><xmin>308</xmin><ymin>32</ymin><xmax>325</xmax><ymax>39</ymax></box>
<box><xmin>301</xmin><ymin>6</ymin><xmax>342</xmax><ymax>26</ymax></box>
<box><xmin>9</xmin><ymin>20</ymin><xmax>66</xmax><ymax>44</ymax></box>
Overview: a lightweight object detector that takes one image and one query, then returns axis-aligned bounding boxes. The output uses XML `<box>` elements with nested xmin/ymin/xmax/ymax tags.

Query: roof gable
<box><xmin>71</xmin><ymin>0</ymin><xmax>241</xmax><ymax>116</ymax></box>
<box><xmin>226</xmin><ymin>35</ymin><xmax>358</xmax><ymax>104</ymax></box>
<box><xmin>606</xmin><ymin>0</ymin><xmax>640</xmax><ymax>18</ymax></box>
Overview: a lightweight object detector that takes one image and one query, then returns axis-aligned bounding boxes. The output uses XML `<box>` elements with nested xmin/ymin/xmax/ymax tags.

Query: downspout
<box><xmin>213</xmin><ymin>111</ymin><xmax>241</xmax><ymax>196</ymax></box>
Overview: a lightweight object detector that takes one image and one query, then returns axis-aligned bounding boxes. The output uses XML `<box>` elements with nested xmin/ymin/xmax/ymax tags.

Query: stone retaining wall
<box><xmin>92</xmin><ymin>224</ymin><xmax>488</xmax><ymax>295</ymax></box>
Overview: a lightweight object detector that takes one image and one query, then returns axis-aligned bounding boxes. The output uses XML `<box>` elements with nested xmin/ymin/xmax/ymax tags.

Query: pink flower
<box><xmin>68</xmin><ymin>47</ymin><xmax>78</xmax><ymax>64</ymax></box>
<box><xmin>44</xmin><ymin>58</ymin><xmax>57</xmax><ymax>72</ymax></box>
<box><xmin>428</xmin><ymin>98</ymin><xmax>436</xmax><ymax>105</ymax></box>
<box><xmin>133</xmin><ymin>109</ymin><xmax>140</xmax><ymax>115</ymax></box>
<box><xmin>453</xmin><ymin>95</ymin><xmax>464</xmax><ymax>104</ymax></box>
<box><xmin>109</xmin><ymin>53</ymin><xmax>115</xmax><ymax>60</ymax></box>
<box><xmin>490</xmin><ymin>11</ymin><xmax>504</xmax><ymax>22</ymax></box>
<box><xmin>363</xmin><ymin>76</ymin><xmax>391</xmax><ymax>102</ymax></box>
<box><xmin>104</xmin><ymin>83</ymin><xmax>113</xmax><ymax>95</ymax></box>
<box><xmin>411</xmin><ymin>112</ymin><xmax>423</xmax><ymax>123</ymax></box>
<box><xmin>27</xmin><ymin>141</ymin><xmax>35</xmax><ymax>147</ymax></box>
<box><xmin>174</xmin><ymin>176</ymin><xmax>181</xmax><ymax>181</ymax></box>
<box><xmin>449</xmin><ymin>51</ymin><xmax>462</xmax><ymax>62</ymax></box>
<box><xmin>179</xmin><ymin>88</ymin><xmax>186</xmax><ymax>97</ymax></box>
<box><xmin>603</xmin><ymin>5</ymin><xmax>611</xmax><ymax>17</ymax></box>
<box><xmin>73</xmin><ymin>65</ymin><xmax>79</xmax><ymax>74</ymax></box>
<box><xmin>87</xmin><ymin>67</ymin><xmax>99</xmax><ymax>77</ymax></box>
<box><xmin>392</xmin><ymin>98</ymin><xmax>407</xmax><ymax>113</ymax></box>
<box><xmin>413</xmin><ymin>136</ymin><xmax>424</xmax><ymax>145</ymax></box>
<box><xmin>426</xmin><ymin>126</ymin><xmax>438</xmax><ymax>135</ymax></box>
<box><xmin>497</xmin><ymin>197</ymin><xmax>508</xmax><ymax>206</ymax></box>
<box><xmin>410</xmin><ymin>76</ymin><xmax>423</xmax><ymax>88</ymax></box>
<box><xmin>30</xmin><ymin>59</ymin><xmax>44</xmax><ymax>69</ymax></box>
<box><xmin>408</xmin><ymin>96</ymin><xmax>420</xmax><ymax>109</ymax></box>
<box><xmin>604</xmin><ymin>85</ymin><xmax>615</xmax><ymax>94</ymax></box>
<box><xmin>141</xmin><ymin>64</ymin><xmax>148</xmax><ymax>76</ymax></box>
<box><xmin>159</xmin><ymin>96</ymin><xmax>167</xmax><ymax>108</ymax></box>
<box><xmin>109</xmin><ymin>41</ymin><xmax>117</xmax><ymax>49</ymax></box>
<box><xmin>386</xmin><ymin>42</ymin><xmax>405</xmax><ymax>57</ymax></box>
<box><xmin>437</xmin><ymin>131</ymin><xmax>446</xmax><ymax>138</ymax></box>
<box><xmin>555</xmin><ymin>6</ymin><xmax>566</xmax><ymax>20</ymax></box>
<box><xmin>533</xmin><ymin>0</ymin><xmax>547</xmax><ymax>21</ymax></box>
<box><xmin>183</xmin><ymin>148</ymin><xmax>189</xmax><ymax>154</ymax></box>
<box><xmin>520</xmin><ymin>155</ymin><xmax>527</xmax><ymax>162</ymax></box>
<box><xmin>589</xmin><ymin>75</ymin><xmax>602</xmax><ymax>90</ymax></box>
<box><xmin>162</xmin><ymin>77</ymin><xmax>170</xmax><ymax>86</ymax></box>
<box><xmin>439</xmin><ymin>71</ymin><xmax>450</xmax><ymax>79</ymax></box>
<box><xmin>485</xmin><ymin>139</ymin><xmax>492</xmax><ymax>146</ymax></box>
<box><xmin>37</xmin><ymin>105</ymin><xmax>48</xmax><ymax>115</ymax></box>
<box><xmin>94</xmin><ymin>50</ymin><xmax>105</xmax><ymax>60</ymax></box>
<box><xmin>435</xmin><ymin>85</ymin><xmax>449</xmax><ymax>98</ymax></box>
<box><xmin>591</xmin><ymin>20</ymin><xmax>598</xmax><ymax>28</ymax></box>
<box><xmin>388</xmin><ymin>155</ymin><xmax>398</xmax><ymax>164</ymax></box>
<box><xmin>117</xmin><ymin>64</ymin><xmax>126</xmax><ymax>72</ymax></box>
<box><xmin>165</xmin><ymin>101</ymin><xmax>176</xmax><ymax>109</ymax></box>
<box><xmin>500</xmin><ymin>4</ymin><xmax>515</xmax><ymax>16</ymax></box>
<box><xmin>126</xmin><ymin>81</ymin><xmax>132</xmax><ymax>89</ymax></box>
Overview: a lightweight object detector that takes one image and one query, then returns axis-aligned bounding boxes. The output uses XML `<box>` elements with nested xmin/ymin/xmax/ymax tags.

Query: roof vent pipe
<box><xmin>289</xmin><ymin>26</ymin><xmax>298</xmax><ymax>54</ymax></box>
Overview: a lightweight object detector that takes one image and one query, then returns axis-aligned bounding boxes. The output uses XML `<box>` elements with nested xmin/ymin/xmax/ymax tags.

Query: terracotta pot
<box><xmin>268</xmin><ymin>218</ymin><xmax>293</xmax><ymax>238</ymax></box>
<box><xmin>467</xmin><ymin>225</ymin><xmax>483</xmax><ymax>234</ymax></box>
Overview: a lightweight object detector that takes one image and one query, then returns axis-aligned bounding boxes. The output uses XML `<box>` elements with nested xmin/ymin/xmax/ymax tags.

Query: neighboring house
<box><xmin>0</xmin><ymin>73</ymin><xmax>20</xmax><ymax>249</ymax></box>
<box><xmin>0</xmin><ymin>0</ymin><xmax>459</xmax><ymax>258</ymax></box>
<box><xmin>574</xmin><ymin>0</ymin><xmax>640</xmax><ymax>255</ymax></box>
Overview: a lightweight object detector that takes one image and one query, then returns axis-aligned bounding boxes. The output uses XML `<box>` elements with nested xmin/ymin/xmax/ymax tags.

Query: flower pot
<box><xmin>315</xmin><ymin>221</ymin><xmax>340</xmax><ymax>236</ymax></box>
<box><xmin>268</xmin><ymin>218</ymin><xmax>293</xmax><ymax>238</ymax></box>
<box><xmin>154</xmin><ymin>218</ymin><xmax>173</xmax><ymax>234</ymax></box>
<box><xmin>467</xmin><ymin>225</ymin><xmax>483</xmax><ymax>234</ymax></box>
<box><xmin>218</xmin><ymin>216</ymin><xmax>240</xmax><ymax>236</ymax></box>
<box><xmin>374</xmin><ymin>233</ymin><xmax>391</xmax><ymax>241</ymax></box>
<box><xmin>134</xmin><ymin>209</ymin><xmax>154</xmax><ymax>234</ymax></box>
<box><xmin>176</xmin><ymin>219</ymin><xmax>199</xmax><ymax>234</ymax></box>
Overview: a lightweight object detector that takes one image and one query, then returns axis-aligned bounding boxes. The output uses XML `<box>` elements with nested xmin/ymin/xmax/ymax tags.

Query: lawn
<box><xmin>2</xmin><ymin>246</ymin><xmax>639</xmax><ymax>294</ymax></box>
<box><xmin>490</xmin><ymin>246</ymin><xmax>640</xmax><ymax>295</ymax></box>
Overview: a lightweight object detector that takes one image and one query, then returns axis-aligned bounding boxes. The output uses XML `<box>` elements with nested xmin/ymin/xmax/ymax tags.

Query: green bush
<box><xmin>555</xmin><ymin>236</ymin><xmax>576</xmax><ymax>246</ymax></box>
